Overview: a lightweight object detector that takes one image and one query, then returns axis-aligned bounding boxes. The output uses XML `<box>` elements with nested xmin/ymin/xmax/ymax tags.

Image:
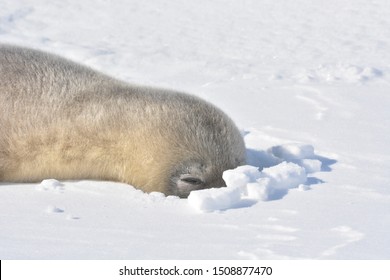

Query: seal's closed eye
<box><xmin>180</xmin><ymin>176</ymin><xmax>203</xmax><ymax>185</ymax></box>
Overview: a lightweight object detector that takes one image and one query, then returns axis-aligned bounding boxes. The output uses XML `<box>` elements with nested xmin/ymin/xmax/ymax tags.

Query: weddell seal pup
<box><xmin>0</xmin><ymin>45</ymin><xmax>246</xmax><ymax>198</ymax></box>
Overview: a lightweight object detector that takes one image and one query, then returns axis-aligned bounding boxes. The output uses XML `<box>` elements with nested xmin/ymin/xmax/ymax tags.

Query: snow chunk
<box><xmin>187</xmin><ymin>186</ymin><xmax>242</xmax><ymax>212</ymax></box>
<box><xmin>245</xmin><ymin>179</ymin><xmax>271</xmax><ymax>200</ymax></box>
<box><xmin>269</xmin><ymin>143</ymin><xmax>322</xmax><ymax>173</ymax></box>
<box><xmin>261</xmin><ymin>162</ymin><xmax>307</xmax><ymax>190</ymax></box>
<box><xmin>188</xmin><ymin>162</ymin><xmax>307</xmax><ymax>212</ymax></box>
<box><xmin>270</xmin><ymin>143</ymin><xmax>315</xmax><ymax>160</ymax></box>
<box><xmin>36</xmin><ymin>179</ymin><xmax>64</xmax><ymax>191</ymax></box>
<box><xmin>222</xmin><ymin>165</ymin><xmax>260</xmax><ymax>190</ymax></box>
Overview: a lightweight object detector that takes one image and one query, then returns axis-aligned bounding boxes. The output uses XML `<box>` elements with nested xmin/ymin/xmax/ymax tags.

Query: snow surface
<box><xmin>1</xmin><ymin>0</ymin><xmax>390</xmax><ymax>259</ymax></box>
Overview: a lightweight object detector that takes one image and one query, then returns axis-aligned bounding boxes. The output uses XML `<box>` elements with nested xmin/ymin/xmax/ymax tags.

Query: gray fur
<box><xmin>0</xmin><ymin>45</ymin><xmax>246</xmax><ymax>198</ymax></box>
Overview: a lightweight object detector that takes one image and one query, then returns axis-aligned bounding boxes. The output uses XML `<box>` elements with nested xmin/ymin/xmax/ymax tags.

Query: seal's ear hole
<box><xmin>180</xmin><ymin>175</ymin><xmax>203</xmax><ymax>186</ymax></box>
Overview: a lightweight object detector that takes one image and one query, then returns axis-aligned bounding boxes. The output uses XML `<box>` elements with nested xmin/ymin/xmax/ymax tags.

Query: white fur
<box><xmin>0</xmin><ymin>45</ymin><xmax>246</xmax><ymax>197</ymax></box>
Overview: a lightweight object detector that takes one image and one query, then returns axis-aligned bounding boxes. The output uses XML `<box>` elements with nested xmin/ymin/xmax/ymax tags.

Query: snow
<box><xmin>1</xmin><ymin>0</ymin><xmax>390</xmax><ymax>259</ymax></box>
<box><xmin>189</xmin><ymin>159</ymin><xmax>308</xmax><ymax>212</ymax></box>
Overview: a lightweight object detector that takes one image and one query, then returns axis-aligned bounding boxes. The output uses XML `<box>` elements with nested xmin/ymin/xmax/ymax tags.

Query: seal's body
<box><xmin>0</xmin><ymin>45</ymin><xmax>246</xmax><ymax>198</ymax></box>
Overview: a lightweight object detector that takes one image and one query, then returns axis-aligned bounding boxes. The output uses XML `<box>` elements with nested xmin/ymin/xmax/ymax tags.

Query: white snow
<box><xmin>1</xmin><ymin>0</ymin><xmax>390</xmax><ymax>259</ymax></box>
<box><xmin>188</xmin><ymin>160</ymin><xmax>308</xmax><ymax>212</ymax></box>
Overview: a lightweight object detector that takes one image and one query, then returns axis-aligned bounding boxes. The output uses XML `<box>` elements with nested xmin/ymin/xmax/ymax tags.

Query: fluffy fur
<box><xmin>0</xmin><ymin>45</ymin><xmax>246</xmax><ymax>198</ymax></box>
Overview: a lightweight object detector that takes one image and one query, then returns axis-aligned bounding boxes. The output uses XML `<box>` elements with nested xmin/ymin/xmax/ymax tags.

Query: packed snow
<box><xmin>189</xmin><ymin>143</ymin><xmax>321</xmax><ymax>212</ymax></box>
<box><xmin>1</xmin><ymin>0</ymin><xmax>390</xmax><ymax>259</ymax></box>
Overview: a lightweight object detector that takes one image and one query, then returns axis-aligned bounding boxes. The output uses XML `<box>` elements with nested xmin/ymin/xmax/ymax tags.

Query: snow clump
<box><xmin>188</xmin><ymin>143</ymin><xmax>322</xmax><ymax>212</ymax></box>
<box><xmin>188</xmin><ymin>162</ymin><xmax>307</xmax><ymax>212</ymax></box>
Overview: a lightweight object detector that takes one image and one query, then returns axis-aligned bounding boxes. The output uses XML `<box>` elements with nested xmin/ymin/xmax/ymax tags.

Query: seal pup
<box><xmin>0</xmin><ymin>45</ymin><xmax>246</xmax><ymax>198</ymax></box>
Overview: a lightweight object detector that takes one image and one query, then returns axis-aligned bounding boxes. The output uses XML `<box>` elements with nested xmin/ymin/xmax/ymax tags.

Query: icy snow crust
<box><xmin>1</xmin><ymin>0</ymin><xmax>390</xmax><ymax>259</ymax></box>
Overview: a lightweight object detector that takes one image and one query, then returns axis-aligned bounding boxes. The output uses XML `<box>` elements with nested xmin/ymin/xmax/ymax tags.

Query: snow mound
<box><xmin>270</xmin><ymin>143</ymin><xmax>322</xmax><ymax>173</ymax></box>
<box><xmin>35</xmin><ymin>179</ymin><xmax>64</xmax><ymax>191</ymax></box>
<box><xmin>188</xmin><ymin>143</ymin><xmax>324</xmax><ymax>212</ymax></box>
<box><xmin>188</xmin><ymin>162</ymin><xmax>307</xmax><ymax>212</ymax></box>
<box><xmin>270</xmin><ymin>143</ymin><xmax>315</xmax><ymax>161</ymax></box>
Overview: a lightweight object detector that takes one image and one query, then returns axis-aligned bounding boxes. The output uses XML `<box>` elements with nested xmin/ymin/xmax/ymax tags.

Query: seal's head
<box><xmin>164</xmin><ymin>101</ymin><xmax>246</xmax><ymax>198</ymax></box>
<box><xmin>121</xmin><ymin>100</ymin><xmax>246</xmax><ymax>198</ymax></box>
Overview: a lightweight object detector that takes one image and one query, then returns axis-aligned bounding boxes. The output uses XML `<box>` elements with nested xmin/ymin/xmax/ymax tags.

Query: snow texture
<box><xmin>189</xmin><ymin>143</ymin><xmax>315</xmax><ymax>212</ymax></box>
<box><xmin>1</xmin><ymin>0</ymin><xmax>390</xmax><ymax>260</ymax></box>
